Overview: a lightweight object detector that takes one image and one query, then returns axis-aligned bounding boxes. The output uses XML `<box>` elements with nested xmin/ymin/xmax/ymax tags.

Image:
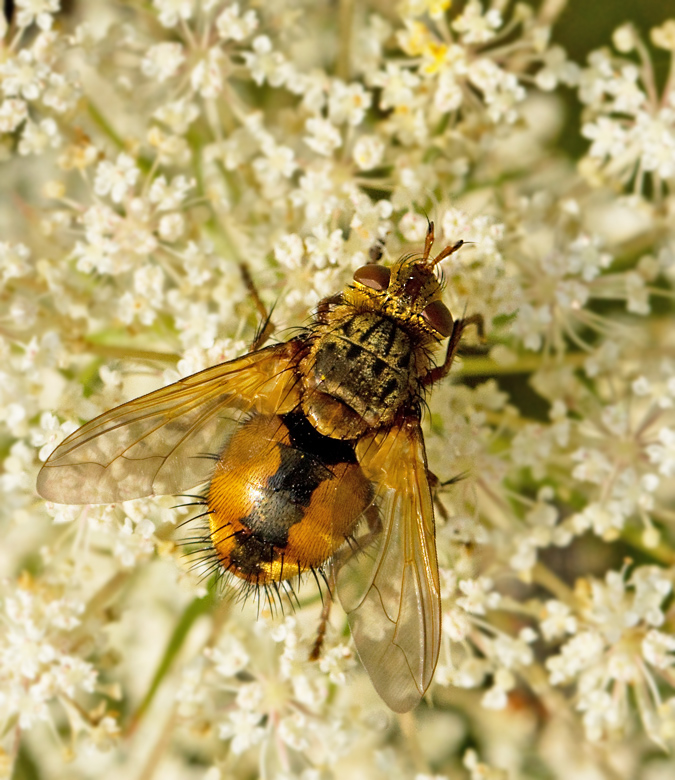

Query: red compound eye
<box><xmin>422</xmin><ymin>299</ymin><xmax>453</xmax><ymax>337</ymax></box>
<box><xmin>353</xmin><ymin>264</ymin><xmax>391</xmax><ymax>291</ymax></box>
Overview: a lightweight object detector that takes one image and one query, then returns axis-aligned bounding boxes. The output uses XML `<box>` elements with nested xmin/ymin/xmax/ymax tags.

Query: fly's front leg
<box><xmin>315</xmin><ymin>294</ymin><xmax>343</xmax><ymax>324</ymax></box>
<box><xmin>422</xmin><ymin>313</ymin><xmax>484</xmax><ymax>387</ymax></box>
<box><xmin>239</xmin><ymin>263</ymin><xmax>275</xmax><ymax>351</ymax></box>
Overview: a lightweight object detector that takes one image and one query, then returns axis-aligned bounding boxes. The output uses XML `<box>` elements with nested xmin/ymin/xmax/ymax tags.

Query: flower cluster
<box><xmin>545</xmin><ymin>566</ymin><xmax>675</xmax><ymax>744</ymax></box>
<box><xmin>579</xmin><ymin>21</ymin><xmax>675</xmax><ymax>196</ymax></box>
<box><xmin>0</xmin><ymin>574</ymin><xmax>120</xmax><ymax>755</ymax></box>
<box><xmin>2</xmin><ymin>1</ymin><xmax>675</xmax><ymax>779</ymax></box>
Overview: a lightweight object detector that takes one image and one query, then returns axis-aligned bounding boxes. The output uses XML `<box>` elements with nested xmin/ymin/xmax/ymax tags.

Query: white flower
<box><xmin>541</xmin><ymin>600</ymin><xmax>578</xmax><ymax>641</ymax></box>
<box><xmin>235</xmin><ymin>681</ymin><xmax>265</xmax><ymax>712</ymax></box>
<box><xmin>149</xmin><ymin>175</ymin><xmax>193</xmax><ymax>211</ymax></box>
<box><xmin>141</xmin><ymin>42</ymin><xmax>186</xmax><ymax>82</ymax></box>
<box><xmin>546</xmin><ymin>631</ymin><xmax>605</xmax><ymax>685</ymax></box>
<box><xmin>643</xmin><ymin>630</ymin><xmax>675</xmax><ymax>670</ymax></box>
<box><xmin>452</xmin><ymin>0</ymin><xmax>502</xmax><ymax>44</ymax></box>
<box><xmin>304</xmin><ymin>116</ymin><xmax>342</xmax><ymax>156</ymax></box>
<box><xmin>327</xmin><ymin>80</ymin><xmax>372</xmax><ymax>126</ymax></box>
<box><xmin>652</xmin><ymin>20</ymin><xmax>675</xmax><ymax>50</ymax></box>
<box><xmin>0</xmin><ymin>50</ymin><xmax>48</xmax><ymax>101</ymax></box>
<box><xmin>624</xmin><ymin>271</ymin><xmax>649</xmax><ymax>314</ymax></box>
<box><xmin>205</xmin><ymin>637</ymin><xmax>250</xmax><ymax>678</ymax></box>
<box><xmin>218</xmin><ymin>711</ymin><xmax>266</xmax><ymax>754</ymax></box>
<box><xmin>0</xmin><ymin>587</ymin><xmax>99</xmax><ymax>732</ymax></box>
<box><xmin>43</xmin><ymin>71</ymin><xmax>81</xmax><ymax>113</ymax></box>
<box><xmin>153</xmin><ymin>98</ymin><xmax>199</xmax><ymax>134</ymax></box>
<box><xmin>399</xmin><ymin>211</ymin><xmax>429</xmax><ymax>242</ymax></box>
<box><xmin>646</xmin><ymin>427</ymin><xmax>675</xmax><ymax>477</ymax></box>
<box><xmin>317</xmin><ymin>644</ymin><xmax>354</xmax><ymax>685</ymax></box>
<box><xmin>153</xmin><ymin>0</ymin><xmax>193</xmax><ymax>29</ymax></box>
<box><xmin>566</xmin><ymin>234</ymin><xmax>612</xmax><ymax>281</ymax></box>
<box><xmin>191</xmin><ymin>48</ymin><xmax>226</xmax><ymax>99</ymax></box>
<box><xmin>434</xmin><ymin>71</ymin><xmax>464</xmax><ymax>112</ymax></box>
<box><xmin>278</xmin><ymin>712</ymin><xmax>310</xmax><ymax>751</ymax></box>
<box><xmin>274</xmin><ymin>234</ymin><xmax>304</xmax><ymax>269</ymax></box>
<box><xmin>304</xmin><ymin>226</ymin><xmax>343</xmax><ymax>269</ymax></box>
<box><xmin>633</xmin><ymin>108</ymin><xmax>675</xmax><ymax>178</ymax></box>
<box><xmin>442</xmin><ymin>607</ymin><xmax>471</xmax><ymax>642</ymax></box>
<box><xmin>468</xmin><ymin>58</ymin><xmax>526</xmax><ymax>123</ymax></box>
<box><xmin>613</xmin><ymin>23</ymin><xmax>638</xmax><ymax>53</ymax></box>
<box><xmin>15</xmin><ymin>0</ymin><xmax>60</xmax><ymax>31</ymax></box>
<box><xmin>4</xmin><ymin>0</ymin><xmax>675</xmax><ymax>770</ymax></box>
<box><xmin>242</xmin><ymin>35</ymin><xmax>291</xmax><ymax>87</ymax></box>
<box><xmin>0</xmin><ymin>99</ymin><xmax>28</xmax><ymax>132</ymax></box>
<box><xmin>456</xmin><ymin>577</ymin><xmax>500</xmax><ymax>615</ymax></box>
<box><xmin>93</xmin><ymin>153</ymin><xmax>139</xmax><ymax>204</ymax></box>
<box><xmin>629</xmin><ymin>567</ymin><xmax>672</xmax><ymax>627</ymax></box>
<box><xmin>158</xmin><ymin>213</ymin><xmax>184</xmax><ymax>242</ymax></box>
<box><xmin>0</xmin><ymin>241</ymin><xmax>31</xmax><ymax>282</ymax></box>
<box><xmin>18</xmin><ymin>117</ymin><xmax>61</xmax><ymax>156</ymax></box>
<box><xmin>511</xmin><ymin>304</ymin><xmax>552</xmax><ymax>351</ymax></box>
<box><xmin>117</xmin><ymin>264</ymin><xmax>164</xmax><ymax>325</ymax></box>
<box><xmin>481</xmin><ymin>681</ymin><xmax>509</xmax><ymax>710</ymax></box>
<box><xmin>252</xmin><ymin>139</ymin><xmax>297</xmax><ymax>186</ymax></box>
<box><xmin>535</xmin><ymin>46</ymin><xmax>580</xmax><ymax>91</ymax></box>
<box><xmin>608</xmin><ymin>64</ymin><xmax>645</xmax><ymax>114</ymax></box>
<box><xmin>353</xmin><ymin>134</ymin><xmax>384</xmax><ymax>170</ymax></box>
<box><xmin>577</xmin><ymin>689</ymin><xmax>622</xmax><ymax>742</ymax></box>
<box><xmin>451</xmin><ymin>657</ymin><xmax>490</xmax><ymax>688</ymax></box>
<box><xmin>216</xmin><ymin>4</ymin><xmax>258</xmax><ymax>42</ymax></box>
<box><xmin>370</xmin><ymin>63</ymin><xmax>420</xmax><ymax>110</ymax></box>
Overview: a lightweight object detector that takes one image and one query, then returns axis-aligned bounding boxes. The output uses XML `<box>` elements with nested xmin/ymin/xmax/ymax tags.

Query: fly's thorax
<box><xmin>300</xmin><ymin>307</ymin><xmax>431</xmax><ymax>439</ymax></box>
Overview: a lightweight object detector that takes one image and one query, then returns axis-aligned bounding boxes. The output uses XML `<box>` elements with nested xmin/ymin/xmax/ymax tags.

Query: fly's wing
<box><xmin>37</xmin><ymin>342</ymin><xmax>303</xmax><ymax>504</ymax></box>
<box><xmin>337</xmin><ymin>416</ymin><xmax>441</xmax><ymax>713</ymax></box>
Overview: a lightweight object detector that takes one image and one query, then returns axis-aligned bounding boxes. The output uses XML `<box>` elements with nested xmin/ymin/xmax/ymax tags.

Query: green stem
<box><xmin>622</xmin><ymin>525</ymin><xmax>675</xmax><ymax>566</ymax></box>
<box><xmin>454</xmin><ymin>352</ymin><xmax>587</xmax><ymax>377</ymax></box>
<box><xmin>336</xmin><ymin>0</ymin><xmax>354</xmax><ymax>81</ymax></box>
<box><xmin>531</xmin><ymin>562</ymin><xmax>578</xmax><ymax>608</ymax></box>
<box><xmin>86</xmin><ymin>100</ymin><xmax>126</xmax><ymax>150</ymax></box>
<box><xmin>82</xmin><ymin>341</ymin><xmax>180</xmax><ymax>365</ymax></box>
<box><xmin>125</xmin><ymin>591</ymin><xmax>215</xmax><ymax>736</ymax></box>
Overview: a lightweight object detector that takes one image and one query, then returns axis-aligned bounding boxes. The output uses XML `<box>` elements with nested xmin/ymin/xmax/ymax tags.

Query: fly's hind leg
<box><xmin>422</xmin><ymin>313</ymin><xmax>484</xmax><ymax>387</ymax></box>
<box><xmin>239</xmin><ymin>263</ymin><xmax>275</xmax><ymax>351</ymax></box>
<box><xmin>309</xmin><ymin>593</ymin><xmax>334</xmax><ymax>661</ymax></box>
<box><xmin>311</xmin><ymin>504</ymin><xmax>381</xmax><ymax>660</ymax></box>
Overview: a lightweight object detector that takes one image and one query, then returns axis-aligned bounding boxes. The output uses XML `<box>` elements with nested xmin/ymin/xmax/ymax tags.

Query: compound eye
<box><xmin>354</xmin><ymin>264</ymin><xmax>391</xmax><ymax>291</ymax></box>
<box><xmin>422</xmin><ymin>299</ymin><xmax>453</xmax><ymax>337</ymax></box>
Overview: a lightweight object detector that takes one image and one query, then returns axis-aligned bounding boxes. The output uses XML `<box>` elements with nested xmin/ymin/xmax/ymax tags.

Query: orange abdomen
<box><xmin>207</xmin><ymin>412</ymin><xmax>373</xmax><ymax>585</ymax></box>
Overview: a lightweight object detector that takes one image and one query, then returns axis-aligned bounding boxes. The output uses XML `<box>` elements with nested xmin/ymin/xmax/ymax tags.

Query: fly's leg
<box><xmin>309</xmin><ymin>594</ymin><xmax>334</xmax><ymax>661</ymax></box>
<box><xmin>427</xmin><ymin>470</ymin><xmax>449</xmax><ymax>521</ymax></box>
<box><xmin>239</xmin><ymin>263</ymin><xmax>275</xmax><ymax>351</ymax></box>
<box><xmin>422</xmin><ymin>313</ymin><xmax>484</xmax><ymax>387</ymax></box>
<box><xmin>315</xmin><ymin>294</ymin><xmax>343</xmax><ymax>324</ymax></box>
<box><xmin>428</xmin><ymin>468</ymin><xmax>470</xmax><ymax>521</ymax></box>
<box><xmin>311</xmin><ymin>504</ymin><xmax>381</xmax><ymax>659</ymax></box>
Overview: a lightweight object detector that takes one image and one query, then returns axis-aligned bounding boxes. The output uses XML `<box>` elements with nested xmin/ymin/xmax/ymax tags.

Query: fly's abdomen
<box><xmin>207</xmin><ymin>412</ymin><xmax>372</xmax><ymax>585</ymax></box>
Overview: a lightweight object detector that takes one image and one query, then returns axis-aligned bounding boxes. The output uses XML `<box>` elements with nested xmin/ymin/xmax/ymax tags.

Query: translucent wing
<box><xmin>37</xmin><ymin>342</ymin><xmax>303</xmax><ymax>504</ymax></box>
<box><xmin>337</xmin><ymin>416</ymin><xmax>441</xmax><ymax>713</ymax></box>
